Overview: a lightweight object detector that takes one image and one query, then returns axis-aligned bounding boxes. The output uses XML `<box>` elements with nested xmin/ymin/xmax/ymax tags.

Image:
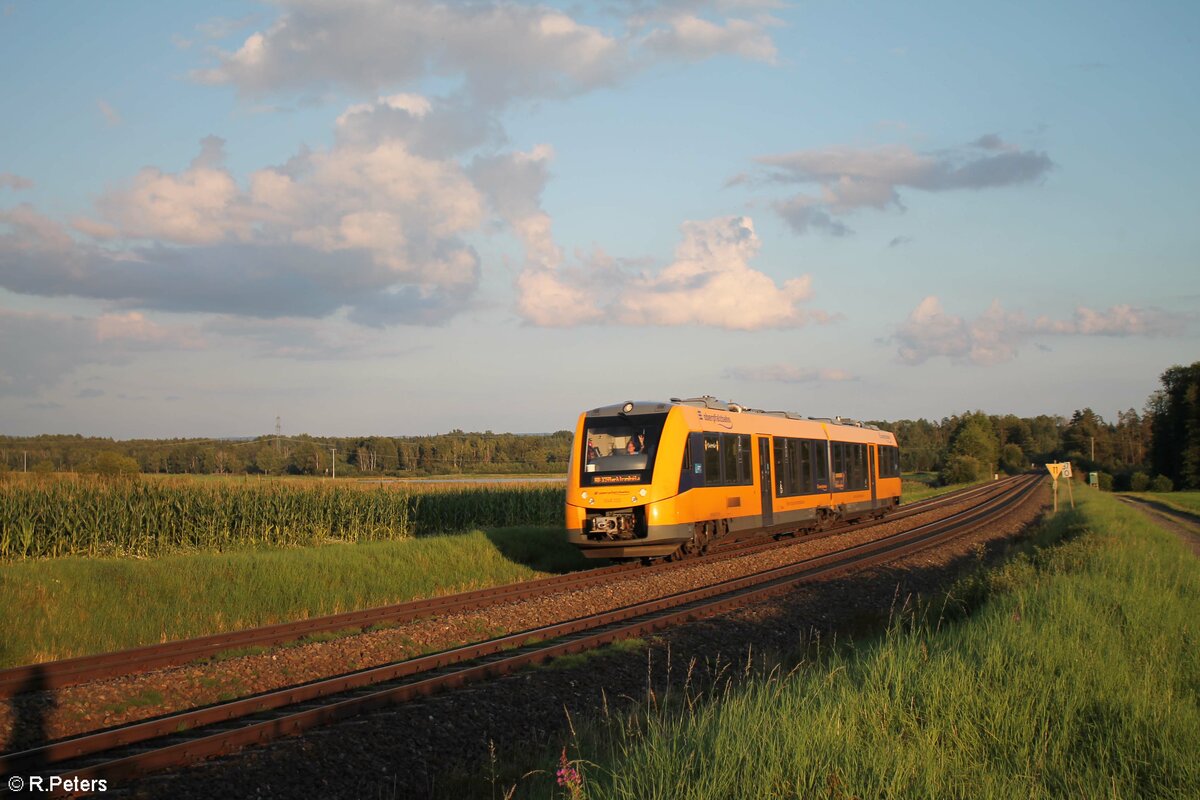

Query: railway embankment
<box><xmin>0</xmin><ymin>482</ymin><xmax>1018</xmax><ymax>749</ymax></box>
<box><xmin>97</xmin><ymin>480</ymin><xmax>1052</xmax><ymax>798</ymax></box>
<box><xmin>502</xmin><ymin>489</ymin><xmax>1200</xmax><ymax>800</ymax></box>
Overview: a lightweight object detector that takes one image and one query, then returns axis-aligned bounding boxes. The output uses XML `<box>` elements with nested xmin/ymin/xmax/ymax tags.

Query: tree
<box><xmin>1148</xmin><ymin>362</ymin><xmax>1200</xmax><ymax>490</ymax></box>
<box><xmin>1062</xmin><ymin>408</ymin><xmax>1112</xmax><ymax>469</ymax></box>
<box><xmin>82</xmin><ymin>451</ymin><xmax>140</xmax><ymax>478</ymax></box>
<box><xmin>999</xmin><ymin>443</ymin><xmax>1026</xmax><ymax>474</ymax></box>
<box><xmin>948</xmin><ymin>413</ymin><xmax>998</xmax><ymax>472</ymax></box>
<box><xmin>941</xmin><ymin>454</ymin><xmax>986</xmax><ymax>484</ymax></box>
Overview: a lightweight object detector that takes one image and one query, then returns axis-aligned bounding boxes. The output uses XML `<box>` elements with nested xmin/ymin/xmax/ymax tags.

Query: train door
<box><xmin>869</xmin><ymin>445</ymin><xmax>877</xmax><ymax>506</ymax></box>
<box><xmin>758</xmin><ymin>437</ymin><xmax>773</xmax><ymax>526</ymax></box>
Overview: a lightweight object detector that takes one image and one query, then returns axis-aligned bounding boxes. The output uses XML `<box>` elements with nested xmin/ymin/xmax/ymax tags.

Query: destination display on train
<box><xmin>592</xmin><ymin>474</ymin><xmax>641</xmax><ymax>484</ymax></box>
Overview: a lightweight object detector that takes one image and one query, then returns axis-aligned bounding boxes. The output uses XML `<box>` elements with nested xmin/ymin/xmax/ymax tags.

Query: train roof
<box><xmin>583</xmin><ymin>396</ymin><xmax>887</xmax><ymax>433</ymax></box>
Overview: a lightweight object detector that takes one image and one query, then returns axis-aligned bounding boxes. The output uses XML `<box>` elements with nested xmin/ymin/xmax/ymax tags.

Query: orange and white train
<box><xmin>565</xmin><ymin>396</ymin><xmax>901</xmax><ymax>561</ymax></box>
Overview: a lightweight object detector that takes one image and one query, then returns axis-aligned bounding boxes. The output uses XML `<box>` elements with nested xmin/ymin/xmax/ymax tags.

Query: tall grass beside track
<box><xmin>0</xmin><ymin>476</ymin><xmax>563</xmax><ymax>559</ymax></box>
<box><xmin>512</xmin><ymin>490</ymin><xmax>1199</xmax><ymax>799</ymax></box>
<box><xmin>0</xmin><ymin>526</ymin><xmax>588</xmax><ymax>667</ymax></box>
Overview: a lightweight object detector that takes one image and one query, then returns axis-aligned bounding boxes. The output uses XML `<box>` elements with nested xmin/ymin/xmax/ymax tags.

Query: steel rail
<box><xmin>0</xmin><ymin>476</ymin><xmax>1018</xmax><ymax>699</ymax></box>
<box><xmin>0</xmin><ymin>475</ymin><xmax>1042</xmax><ymax>794</ymax></box>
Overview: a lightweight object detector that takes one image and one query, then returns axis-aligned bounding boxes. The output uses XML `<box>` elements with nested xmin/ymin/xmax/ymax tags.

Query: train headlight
<box><xmin>588</xmin><ymin>498</ymin><xmax>595</xmax><ymax>505</ymax></box>
<box><xmin>639</xmin><ymin>488</ymin><xmax>647</xmax><ymax>497</ymax></box>
<box><xmin>581</xmin><ymin>491</ymin><xmax>588</xmax><ymax>499</ymax></box>
<box><xmin>631</xmin><ymin>496</ymin><xmax>638</xmax><ymax>503</ymax></box>
<box><xmin>622</xmin><ymin>402</ymin><xmax>634</xmax><ymax>413</ymax></box>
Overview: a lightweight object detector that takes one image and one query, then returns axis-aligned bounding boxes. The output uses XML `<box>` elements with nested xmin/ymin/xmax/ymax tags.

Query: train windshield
<box><xmin>581</xmin><ymin>413</ymin><xmax>667</xmax><ymax>486</ymax></box>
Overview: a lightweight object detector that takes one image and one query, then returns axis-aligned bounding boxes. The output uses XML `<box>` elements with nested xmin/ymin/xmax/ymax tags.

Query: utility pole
<box><xmin>23</xmin><ymin>451</ymin><xmax>27</xmax><ymax>472</ymax></box>
<box><xmin>1090</xmin><ymin>436</ymin><xmax>1095</xmax><ymax>462</ymax></box>
<box><xmin>330</xmin><ymin>447</ymin><xmax>337</xmax><ymax>479</ymax></box>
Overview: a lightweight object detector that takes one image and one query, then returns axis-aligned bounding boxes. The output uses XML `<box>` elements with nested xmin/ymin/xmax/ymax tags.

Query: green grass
<box><xmin>0</xmin><ymin>525</ymin><xmax>592</xmax><ymax>668</ymax></box>
<box><xmin>1136</xmin><ymin>490</ymin><xmax>1200</xmax><ymax>516</ymax></box>
<box><xmin>901</xmin><ymin>475</ymin><xmax>991</xmax><ymax>504</ymax></box>
<box><xmin>101</xmin><ymin>688</ymin><xmax>165</xmax><ymax>716</ymax></box>
<box><xmin>501</xmin><ymin>490</ymin><xmax>1199</xmax><ymax>800</ymax></box>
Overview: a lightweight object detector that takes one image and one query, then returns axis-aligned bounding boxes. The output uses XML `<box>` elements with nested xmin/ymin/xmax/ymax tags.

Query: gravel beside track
<box><xmin>0</xmin><ymin>485</ymin><xmax>1012</xmax><ymax>753</ymax></box>
<box><xmin>99</xmin><ymin>480</ymin><xmax>1050</xmax><ymax>800</ymax></box>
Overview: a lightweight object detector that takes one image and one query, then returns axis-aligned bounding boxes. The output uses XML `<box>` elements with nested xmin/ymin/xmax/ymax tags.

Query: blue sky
<box><xmin>1</xmin><ymin>0</ymin><xmax>1196</xmax><ymax>438</ymax></box>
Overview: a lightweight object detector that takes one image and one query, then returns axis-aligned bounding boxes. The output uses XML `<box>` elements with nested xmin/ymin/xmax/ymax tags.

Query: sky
<box><xmin>0</xmin><ymin>0</ymin><xmax>1197</xmax><ymax>438</ymax></box>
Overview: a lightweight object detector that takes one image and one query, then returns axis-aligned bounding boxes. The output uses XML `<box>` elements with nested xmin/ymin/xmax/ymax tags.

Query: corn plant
<box><xmin>0</xmin><ymin>477</ymin><xmax>565</xmax><ymax>560</ymax></box>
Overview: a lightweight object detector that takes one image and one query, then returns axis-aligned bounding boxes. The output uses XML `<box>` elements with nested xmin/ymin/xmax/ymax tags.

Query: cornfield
<box><xmin>0</xmin><ymin>477</ymin><xmax>565</xmax><ymax>559</ymax></box>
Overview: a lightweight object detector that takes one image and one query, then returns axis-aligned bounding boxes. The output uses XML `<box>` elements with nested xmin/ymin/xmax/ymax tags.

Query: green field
<box><xmin>1135</xmin><ymin>490</ymin><xmax>1200</xmax><ymax>516</ymax></box>
<box><xmin>500</xmin><ymin>490</ymin><xmax>1199</xmax><ymax>799</ymax></box>
<box><xmin>0</xmin><ymin>526</ymin><xmax>589</xmax><ymax>668</ymax></box>
<box><xmin>901</xmin><ymin>472</ymin><xmax>991</xmax><ymax>504</ymax></box>
<box><xmin>0</xmin><ymin>474</ymin><xmax>564</xmax><ymax>559</ymax></box>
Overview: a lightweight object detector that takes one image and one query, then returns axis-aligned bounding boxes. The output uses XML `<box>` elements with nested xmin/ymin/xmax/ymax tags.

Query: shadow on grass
<box><xmin>483</xmin><ymin>526</ymin><xmax>607</xmax><ymax>575</ymax></box>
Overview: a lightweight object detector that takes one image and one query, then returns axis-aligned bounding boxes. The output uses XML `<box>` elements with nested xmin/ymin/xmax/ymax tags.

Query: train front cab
<box><xmin>565</xmin><ymin>402</ymin><xmax>697</xmax><ymax>559</ymax></box>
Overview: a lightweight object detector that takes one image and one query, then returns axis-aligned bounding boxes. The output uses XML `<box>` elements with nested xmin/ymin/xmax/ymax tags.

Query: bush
<box><xmin>80</xmin><ymin>451</ymin><xmax>140</xmax><ymax>478</ymax></box>
<box><xmin>940</xmin><ymin>454</ymin><xmax>986</xmax><ymax>485</ymax></box>
<box><xmin>1151</xmin><ymin>475</ymin><xmax>1174</xmax><ymax>492</ymax></box>
<box><xmin>1130</xmin><ymin>472</ymin><xmax>1150</xmax><ymax>492</ymax></box>
<box><xmin>999</xmin><ymin>443</ymin><xmax>1025</xmax><ymax>475</ymax></box>
<box><xmin>1097</xmin><ymin>472</ymin><xmax>1113</xmax><ymax>491</ymax></box>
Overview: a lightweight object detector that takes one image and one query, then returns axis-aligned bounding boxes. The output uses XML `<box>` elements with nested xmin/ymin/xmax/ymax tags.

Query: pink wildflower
<box><xmin>556</xmin><ymin>747</ymin><xmax>584</xmax><ymax>799</ymax></box>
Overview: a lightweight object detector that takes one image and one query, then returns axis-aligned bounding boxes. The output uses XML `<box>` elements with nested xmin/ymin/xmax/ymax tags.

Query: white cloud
<box><xmin>191</xmin><ymin>1</ymin><xmax>627</xmax><ymax>105</ymax></box>
<box><xmin>96</xmin><ymin>99</ymin><xmax>122</xmax><ymax>127</ymax></box>
<box><xmin>641</xmin><ymin>13</ymin><xmax>778</xmax><ymax>63</ymax></box>
<box><xmin>516</xmin><ymin>216</ymin><xmax>826</xmax><ymax>330</ymax></box>
<box><xmin>748</xmin><ymin>137</ymin><xmax>1053</xmax><ymax>235</ymax></box>
<box><xmin>201</xmin><ymin>315</ymin><xmax>420</xmax><ymax>360</ymax></box>
<box><xmin>1032</xmin><ymin>305</ymin><xmax>1185</xmax><ymax>337</ymax></box>
<box><xmin>96</xmin><ymin>137</ymin><xmax>248</xmax><ymax>244</ymax></box>
<box><xmin>0</xmin><ymin>307</ymin><xmax>203</xmax><ymax>395</ymax></box>
<box><xmin>470</xmin><ymin>144</ymin><xmax>562</xmax><ymax>271</ymax></box>
<box><xmin>95</xmin><ymin>311</ymin><xmax>204</xmax><ymax>348</ymax></box>
<box><xmin>1</xmin><ymin>123</ymin><xmax>490</xmax><ymax>325</ymax></box>
<box><xmin>195</xmin><ymin>13</ymin><xmax>259</xmax><ymax>40</ymax></box>
<box><xmin>894</xmin><ymin>296</ymin><xmax>1186</xmax><ymax>366</ymax></box>
<box><xmin>725</xmin><ymin>365</ymin><xmax>857</xmax><ymax>383</ymax></box>
<box><xmin>0</xmin><ymin>173</ymin><xmax>33</xmax><ymax>191</ymax></box>
<box><xmin>190</xmin><ymin>0</ymin><xmax>783</xmax><ymax>106</ymax></box>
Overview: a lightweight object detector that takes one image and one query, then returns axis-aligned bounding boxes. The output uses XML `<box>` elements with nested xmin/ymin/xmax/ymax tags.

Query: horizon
<box><xmin>2</xmin><ymin>1</ymin><xmax>1197</xmax><ymax>439</ymax></box>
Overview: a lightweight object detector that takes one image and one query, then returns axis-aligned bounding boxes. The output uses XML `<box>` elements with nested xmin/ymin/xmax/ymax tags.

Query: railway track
<box><xmin>0</xmin><ymin>477</ymin><xmax>1018</xmax><ymax>700</ymax></box>
<box><xmin>0</xmin><ymin>474</ymin><xmax>1042</xmax><ymax>795</ymax></box>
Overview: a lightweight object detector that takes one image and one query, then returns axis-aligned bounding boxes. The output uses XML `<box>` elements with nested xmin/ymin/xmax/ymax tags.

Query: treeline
<box><xmin>874</xmin><ymin>361</ymin><xmax>1199</xmax><ymax>491</ymax></box>
<box><xmin>2</xmin><ymin>362</ymin><xmax>1196</xmax><ymax>489</ymax></box>
<box><xmin>873</xmin><ymin>408</ymin><xmax>1155</xmax><ymax>489</ymax></box>
<box><xmin>0</xmin><ymin>430</ymin><xmax>575</xmax><ymax>478</ymax></box>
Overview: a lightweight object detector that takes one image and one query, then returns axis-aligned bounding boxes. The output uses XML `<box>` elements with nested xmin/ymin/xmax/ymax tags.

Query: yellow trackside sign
<box><xmin>1046</xmin><ymin>463</ymin><xmax>1064</xmax><ymax>479</ymax></box>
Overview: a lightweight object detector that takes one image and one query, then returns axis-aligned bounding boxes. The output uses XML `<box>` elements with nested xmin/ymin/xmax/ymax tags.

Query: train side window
<box><xmin>721</xmin><ymin>433</ymin><xmax>738</xmax><ymax>487</ymax></box>
<box><xmin>773</xmin><ymin>437</ymin><xmax>789</xmax><ymax>495</ymax></box>
<box><xmin>799</xmin><ymin>439</ymin><xmax>813</xmax><ymax>493</ymax></box>
<box><xmin>703</xmin><ymin>434</ymin><xmax>722</xmax><ymax>486</ymax></box>
<box><xmin>848</xmin><ymin>444</ymin><xmax>858</xmax><ymax>490</ymax></box>
<box><xmin>814</xmin><ymin>441</ymin><xmax>830</xmax><ymax>491</ymax></box>
<box><xmin>786</xmin><ymin>439</ymin><xmax>799</xmax><ymax>495</ymax></box>
<box><xmin>736</xmin><ymin>434</ymin><xmax>752</xmax><ymax>485</ymax></box>
<box><xmin>879</xmin><ymin>445</ymin><xmax>900</xmax><ymax>478</ymax></box>
<box><xmin>831</xmin><ymin>443</ymin><xmax>846</xmax><ymax>491</ymax></box>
